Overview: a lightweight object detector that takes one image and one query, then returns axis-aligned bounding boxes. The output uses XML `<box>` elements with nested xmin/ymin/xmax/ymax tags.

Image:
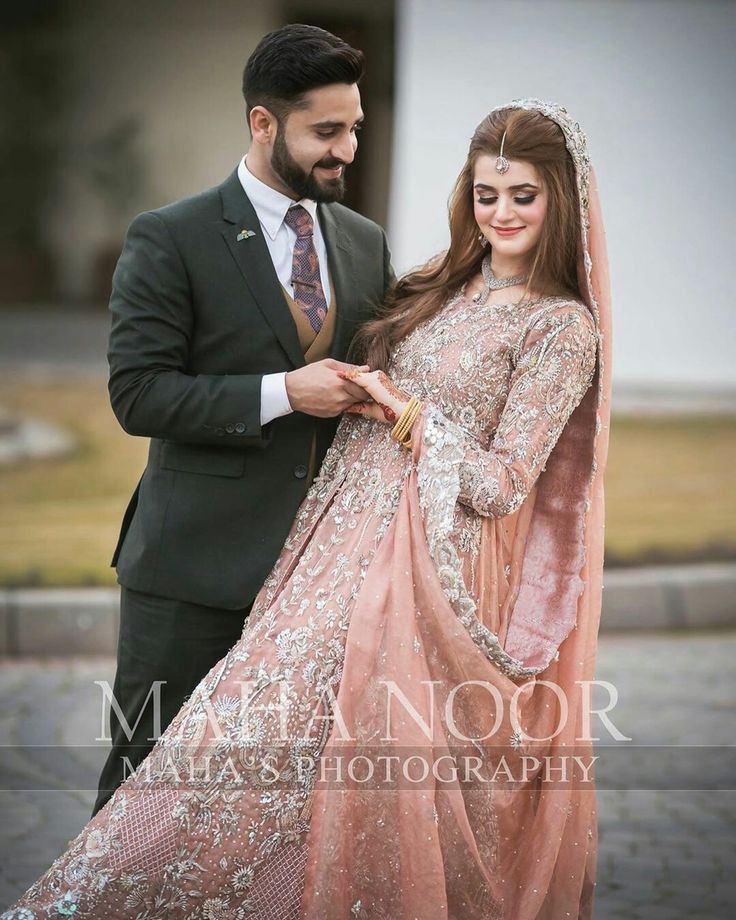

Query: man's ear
<box><xmin>249</xmin><ymin>106</ymin><xmax>277</xmax><ymax>145</ymax></box>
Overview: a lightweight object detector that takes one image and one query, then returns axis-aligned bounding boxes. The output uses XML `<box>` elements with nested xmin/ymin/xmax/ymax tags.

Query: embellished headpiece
<box><xmin>495</xmin><ymin>130</ymin><xmax>510</xmax><ymax>174</ymax></box>
<box><xmin>492</xmin><ymin>98</ymin><xmax>595</xmax><ymax>325</ymax></box>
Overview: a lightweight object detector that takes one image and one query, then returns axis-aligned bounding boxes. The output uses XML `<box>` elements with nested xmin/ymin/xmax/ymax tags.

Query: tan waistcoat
<box><xmin>281</xmin><ymin>283</ymin><xmax>337</xmax><ymax>485</ymax></box>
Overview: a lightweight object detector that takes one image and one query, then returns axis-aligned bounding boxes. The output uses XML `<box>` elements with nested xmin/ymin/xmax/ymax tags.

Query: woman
<box><xmin>3</xmin><ymin>99</ymin><xmax>611</xmax><ymax>920</ymax></box>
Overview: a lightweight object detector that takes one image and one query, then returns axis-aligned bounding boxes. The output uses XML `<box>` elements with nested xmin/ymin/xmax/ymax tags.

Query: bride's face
<box><xmin>473</xmin><ymin>155</ymin><xmax>548</xmax><ymax>264</ymax></box>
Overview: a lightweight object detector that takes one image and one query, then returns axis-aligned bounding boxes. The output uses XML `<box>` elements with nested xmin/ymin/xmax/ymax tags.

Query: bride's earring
<box><xmin>477</xmin><ymin>232</ymin><xmax>489</xmax><ymax>248</ymax></box>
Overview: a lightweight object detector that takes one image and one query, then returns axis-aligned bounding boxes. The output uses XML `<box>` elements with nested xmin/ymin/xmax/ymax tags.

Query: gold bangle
<box><xmin>391</xmin><ymin>414</ymin><xmax>413</xmax><ymax>443</ymax></box>
<box><xmin>405</xmin><ymin>399</ymin><xmax>423</xmax><ymax>432</ymax></box>
<box><xmin>400</xmin><ymin>413</ymin><xmax>421</xmax><ymax>447</ymax></box>
<box><xmin>391</xmin><ymin>398</ymin><xmax>420</xmax><ymax>442</ymax></box>
<box><xmin>402</xmin><ymin>401</ymin><xmax>423</xmax><ymax>441</ymax></box>
<box><xmin>391</xmin><ymin>397</ymin><xmax>423</xmax><ymax>448</ymax></box>
<box><xmin>401</xmin><ymin>397</ymin><xmax>422</xmax><ymax>429</ymax></box>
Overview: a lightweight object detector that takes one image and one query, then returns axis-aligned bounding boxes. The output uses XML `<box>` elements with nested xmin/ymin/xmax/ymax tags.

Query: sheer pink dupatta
<box><xmin>302</xmin><ymin>102</ymin><xmax>612</xmax><ymax>920</ymax></box>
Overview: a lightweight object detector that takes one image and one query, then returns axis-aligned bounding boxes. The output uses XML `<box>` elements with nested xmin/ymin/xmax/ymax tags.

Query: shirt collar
<box><xmin>237</xmin><ymin>156</ymin><xmax>318</xmax><ymax>240</ymax></box>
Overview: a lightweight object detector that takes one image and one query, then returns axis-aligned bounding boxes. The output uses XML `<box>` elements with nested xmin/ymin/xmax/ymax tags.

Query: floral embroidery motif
<box><xmin>3</xmin><ymin>292</ymin><xmax>596</xmax><ymax>917</ymax></box>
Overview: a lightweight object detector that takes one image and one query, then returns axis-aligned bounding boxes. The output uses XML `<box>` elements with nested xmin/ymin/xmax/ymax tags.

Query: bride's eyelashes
<box><xmin>476</xmin><ymin>194</ymin><xmax>537</xmax><ymax>206</ymax></box>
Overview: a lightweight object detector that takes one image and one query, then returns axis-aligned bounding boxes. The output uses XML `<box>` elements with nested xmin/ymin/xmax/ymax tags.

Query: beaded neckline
<box><xmin>456</xmin><ymin>286</ymin><xmax>553</xmax><ymax>311</ymax></box>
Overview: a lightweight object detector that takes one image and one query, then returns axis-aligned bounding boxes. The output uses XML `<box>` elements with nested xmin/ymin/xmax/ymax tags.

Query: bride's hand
<box><xmin>337</xmin><ymin>369</ymin><xmax>411</xmax><ymax>425</ymax></box>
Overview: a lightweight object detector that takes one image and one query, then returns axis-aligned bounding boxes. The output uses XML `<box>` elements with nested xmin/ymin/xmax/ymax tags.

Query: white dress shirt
<box><xmin>237</xmin><ymin>157</ymin><xmax>332</xmax><ymax>426</ymax></box>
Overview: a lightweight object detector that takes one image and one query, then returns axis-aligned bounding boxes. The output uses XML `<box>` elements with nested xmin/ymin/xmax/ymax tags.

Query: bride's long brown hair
<box><xmin>352</xmin><ymin>107</ymin><xmax>583</xmax><ymax>371</ymax></box>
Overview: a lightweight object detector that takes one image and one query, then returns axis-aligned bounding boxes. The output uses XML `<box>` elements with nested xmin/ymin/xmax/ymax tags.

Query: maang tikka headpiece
<box><xmin>495</xmin><ymin>129</ymin><xmax>510</xmax><ymax>174</ymax></box>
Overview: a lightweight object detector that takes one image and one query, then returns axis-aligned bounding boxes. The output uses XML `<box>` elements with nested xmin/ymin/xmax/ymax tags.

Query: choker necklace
<box><xmin>471</xmin><ymin>254</ymin><xmax>529</xmax><ymax>305</ymax></box>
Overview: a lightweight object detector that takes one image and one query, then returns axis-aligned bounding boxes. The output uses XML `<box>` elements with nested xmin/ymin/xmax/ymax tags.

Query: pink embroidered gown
<box><xmin>3</xmin><ymin>99</ymin><xmax>611</xmax><ymax>920</ymax></box>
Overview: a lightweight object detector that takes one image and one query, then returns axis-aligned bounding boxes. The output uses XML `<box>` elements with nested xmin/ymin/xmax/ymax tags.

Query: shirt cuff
<box><xmin>260</xmin><ymin>372</ymin><xmax>294</xmax><ymax>426</ymax></box>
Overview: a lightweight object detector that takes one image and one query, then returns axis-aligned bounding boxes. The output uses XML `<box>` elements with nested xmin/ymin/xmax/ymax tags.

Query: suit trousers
<box><xmin>92</xmin><ymin>586</ymin><xmax>252</xmax><ymax>816</ymax></box>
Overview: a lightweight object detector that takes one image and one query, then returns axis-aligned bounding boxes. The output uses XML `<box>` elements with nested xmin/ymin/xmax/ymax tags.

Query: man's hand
<box><xmin>285</xmin><ymin>359</ymin><xmax>371</xmax><ymax>418</ymax></box>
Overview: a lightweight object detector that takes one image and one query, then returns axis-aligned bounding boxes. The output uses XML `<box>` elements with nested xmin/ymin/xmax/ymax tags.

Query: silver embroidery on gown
<box><xmin>2</xmin><ymin>286</ymin><xmax>596</xmax><ymax>919</ymax></box>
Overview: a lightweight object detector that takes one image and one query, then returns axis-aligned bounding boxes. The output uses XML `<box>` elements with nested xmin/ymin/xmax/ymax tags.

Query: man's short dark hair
<box><xmin>242</xmin><ymin>23</ymin><xmax>365</xmax><ymax>123</ymax></box>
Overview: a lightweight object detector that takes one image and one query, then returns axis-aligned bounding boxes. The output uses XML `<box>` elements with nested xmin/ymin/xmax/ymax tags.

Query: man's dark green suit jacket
<box><xmin>108</xmin><ymin>169</ymin><xmax>392</xmax><ymax>610</ymax></box>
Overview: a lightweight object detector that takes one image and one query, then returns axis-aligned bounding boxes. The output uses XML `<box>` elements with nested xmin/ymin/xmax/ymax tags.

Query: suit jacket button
<box><xmin>235</xmin><ymin>422</ymin><xmax>246</xmax><ymax>433</ymax></box>
<box><xmin>294</xmin><ymin>464</ymin><xmax>307</xmax><ymax>479</ymax></box>
<box><xmin>226</xmin><ymin>424</ymin><xmax>235</xmax><ymax>433</ymax></box>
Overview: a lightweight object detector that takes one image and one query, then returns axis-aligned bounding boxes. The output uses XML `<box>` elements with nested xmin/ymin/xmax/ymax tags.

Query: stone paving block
<box><xmin>598</xmin><ymin>892</ymin><xmax>653</xmax><ymax>917</ymax></box>
<box><xmin>601</xmin><ymin>563</ymin><xmax>736</xmax><ymax>632</ymax></box>
<box><xmin>635</xmin><ymin>906</ymin><xmax>700</xmax><ymax>920</ymax></box>
<box><xmin>13</xmin><ymin>590</ymin><xmax>119</xmax><ymax>657</ymax></box>
<box><xmin>710</xmin><ymin>891</ymin><xmax>736</xmax><ymax>912</ymax></box>
<box><xmin>601</xmin><ymin>576</ymin><xmax>671</xmax><ymax>630</ymax></box>
<box><xmin>599</xmin><ymin>831</ymin><xmax>638</xmax><ymax>857</ymax></box>
<box><xmin>594</xmin><ymin>896</ymin><xmax>636</xmax><ymax>919</ymax></box>
<box><xmin>0</xmin><ymin>592</ymin><xmax>8</xmax><ymax>656</ymax></box>
<box><xmin>677</xmin><ymin>566</ymin><xmax>736</xmax><ymax>629</ymax></box>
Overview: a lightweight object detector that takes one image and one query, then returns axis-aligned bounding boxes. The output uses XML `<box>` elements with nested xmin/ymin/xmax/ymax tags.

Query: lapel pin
<box><xmin>237</xmin><ymin>229</ymin><xmax>256</xmax><ymax>241</ymax></box>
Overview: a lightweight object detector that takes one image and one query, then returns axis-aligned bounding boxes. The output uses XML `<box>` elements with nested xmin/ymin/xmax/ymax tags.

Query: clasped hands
<box><xmin>284</xmin><ymin>358</ymin><xmax>409</xmax><ymax>424</ymax></box>
<box><xmin>338</xmin><ymin>367</ymin><xmax>411</xmax><ymax>425</ymax></box>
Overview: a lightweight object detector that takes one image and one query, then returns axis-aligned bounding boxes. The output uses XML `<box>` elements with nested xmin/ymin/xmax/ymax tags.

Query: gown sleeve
<box><xmin>419</xmin><ymin>302</ymin><xmax>598</xmax><ymax>519</ymax></box>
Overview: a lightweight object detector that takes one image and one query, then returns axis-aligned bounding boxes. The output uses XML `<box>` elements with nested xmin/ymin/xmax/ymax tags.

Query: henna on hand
<box><xmin>378</xmin><ymin>402</ymin><xmax>397</xmax><ymax>423</ymax></box>
<box><xmin>339</xmin><ymin>368</ymin><xmax>368</xmax><ymax>381</ymax></box>
<box><xmin>338</xmin><ymin>369</ymin><xmax>409</xmax><ymax>424</ymax></box>
<box><xmin>376</xmin><ymin>371</ymin><xmax>409</xmax><ymax>403</ymax></box>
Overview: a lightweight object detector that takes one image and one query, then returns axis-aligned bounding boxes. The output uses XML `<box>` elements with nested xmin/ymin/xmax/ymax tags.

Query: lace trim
<box><xmin>417</xmin><ymin>407</ymin><xmax>548</xmax><ymax>680</ymax></box>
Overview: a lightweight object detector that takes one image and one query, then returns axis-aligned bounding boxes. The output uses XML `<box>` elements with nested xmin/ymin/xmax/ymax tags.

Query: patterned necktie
<box><xmin>283</xmin><ymin>204</ymin><xmax>328</xmax><ymax>334</ymax></box>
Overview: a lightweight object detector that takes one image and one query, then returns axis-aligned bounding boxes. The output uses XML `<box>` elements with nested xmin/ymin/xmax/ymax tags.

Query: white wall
<box><xmin>389</xmin><ymin>0</ymin><xmax>736</xmax><ymax>386</ymax></box>
<box><xmin>49</xmin><ymin>0</ymin><xmax>277</xmax><ymax>301</ymax></box>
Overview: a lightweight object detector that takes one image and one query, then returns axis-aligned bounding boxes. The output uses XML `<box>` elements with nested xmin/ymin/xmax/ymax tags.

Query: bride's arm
<box><xmin>422</xmin><ymin>304</ymin><xmax>598</xmax><ymax>518</ymax></box>
<box><xmin>339</xmin><ymin>302</ymin><xmax>597</xmax><ymax>518</ymax></box>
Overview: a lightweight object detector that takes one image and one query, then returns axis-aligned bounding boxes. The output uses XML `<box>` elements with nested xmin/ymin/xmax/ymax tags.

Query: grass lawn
<box><xmin>0</xmin><ymin>379</ymin><xmax>147</xmax><ymax>587</ymax></box>
<box><xmin>0</xmin><ymin>379</ymin><xmax>734</xmax><ymax>586</ymax></box>
<box><xmin>604</xmin><ymin>414</ymin><xmax>736</xmax><ymax>565</ymax></box>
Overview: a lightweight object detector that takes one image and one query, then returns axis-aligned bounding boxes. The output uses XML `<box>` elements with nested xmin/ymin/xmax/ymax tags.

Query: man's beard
<box><xmin>271</xmin><ymin>124</ymin><xmax>347</xmax><ymax>203</ymax></box>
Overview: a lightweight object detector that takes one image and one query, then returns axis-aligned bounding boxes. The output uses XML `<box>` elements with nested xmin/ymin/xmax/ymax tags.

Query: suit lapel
<box><xmin>319</xmin><ymin>204</ymin><xmax>359</xmax><ymax>361</ymax></box>
<box><xmin>219</xmin><ymin>171</ymin><xmax>304</xmax><ymax>369</ymax></box>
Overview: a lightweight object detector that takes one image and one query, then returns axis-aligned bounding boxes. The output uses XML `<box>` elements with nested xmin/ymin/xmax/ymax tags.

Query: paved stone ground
<box><xmin>1</xmin><ymin>632</ymin><xmax>734</xmax><ymax>918</ymax></box>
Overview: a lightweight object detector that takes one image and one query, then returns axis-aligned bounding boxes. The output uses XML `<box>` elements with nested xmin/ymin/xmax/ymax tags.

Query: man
<box><xmin>94</xmin><ymin>24</ymin><xmax>393</xmax><ymax>814</ymax></box>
